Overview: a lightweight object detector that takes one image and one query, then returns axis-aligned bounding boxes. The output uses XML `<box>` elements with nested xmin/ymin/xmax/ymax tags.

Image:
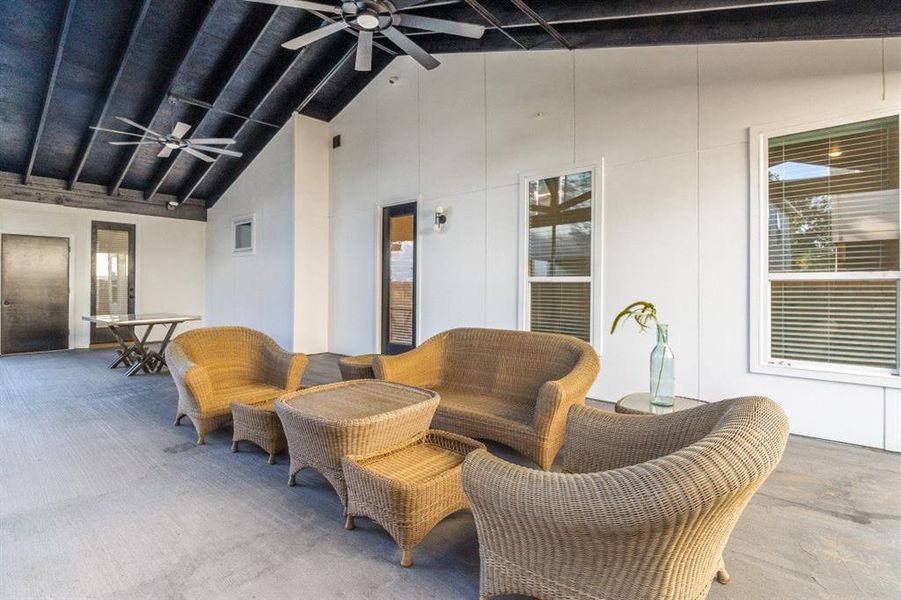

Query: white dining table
<box><xmin>82</xmin><ymin>313</ymin><xmax>200</xmax><ymax>376</ymax></box>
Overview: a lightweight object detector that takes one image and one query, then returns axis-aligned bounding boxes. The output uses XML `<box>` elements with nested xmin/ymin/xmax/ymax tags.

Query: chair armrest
<box><xmin>165</xmin><ymin>343</ymin><xmax>215</xmax><ymax>412</ymax></box>
<box><xmin>463</xmin><ymin>449</ymin><xmax>680</xmax><ymax>536</ymax></box>
<box><xmin>564</xmin><ymin>403</ymin><xmax>727</xmax><ymax>474</ymax></box>
<box><xmin>532</xmin><ymin>347</ymin><xmax>600</xmax><ymax>436</ymax></box>
<box><xmin>261</xmin><ymin>343</ymin><xmax>308</xmax><ymax>391</ymax></box>
<box><xmin>372</xmin><ymin>335</ymin><xmax>445</xmax><ymax>388</ymax></box>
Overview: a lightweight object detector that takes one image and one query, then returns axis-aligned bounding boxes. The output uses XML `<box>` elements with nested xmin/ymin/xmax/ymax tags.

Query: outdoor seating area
<box><xmin>1</xmin><ymin>2</ymin><xmax>900</xmax><ymax>599</ymax></box>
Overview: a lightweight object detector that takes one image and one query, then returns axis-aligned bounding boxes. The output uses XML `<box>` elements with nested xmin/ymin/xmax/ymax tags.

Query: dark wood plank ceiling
<box><xmin>1</xmin><ymin>0</ymin><xmax>898</xmax><ymax>219</ymax></box>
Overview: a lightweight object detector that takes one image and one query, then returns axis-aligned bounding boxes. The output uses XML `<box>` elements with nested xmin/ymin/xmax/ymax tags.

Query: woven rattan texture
<box><xmin>275</xmin><ymin>380</ymin><xmax>440</xmax><ymax>507</ymax></box>
<box><xmin>343</xmin><ymin>430</ymin><xmax>485</xmax><ymax>565</ymax></box>
<box><xmin>165</xmin><ymin>326</ymin><xmax>307</xmax><ymax>445</ymax></box>
<box><xmin>462</xmin><ymin>396</ymin><xmax>790</xmax><ymax>600</ymax></box>
<box><xmin>373</xmin><ymin>328</ymin><xmax>599</xmax><ymax>469</ymax></box>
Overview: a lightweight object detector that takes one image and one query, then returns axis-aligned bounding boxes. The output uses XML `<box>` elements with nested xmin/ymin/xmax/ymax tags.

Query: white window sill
<box><xmin>751</xmin><ymin>362</ymin><xmax>901</xmax><ymax>389</ymax></box>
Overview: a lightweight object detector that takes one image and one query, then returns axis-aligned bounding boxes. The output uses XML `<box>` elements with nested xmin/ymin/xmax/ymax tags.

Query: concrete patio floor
<box><xmin>1</xmin><ymin>349</ymin><xmax>899</xmax><ymax>599</ymax></box>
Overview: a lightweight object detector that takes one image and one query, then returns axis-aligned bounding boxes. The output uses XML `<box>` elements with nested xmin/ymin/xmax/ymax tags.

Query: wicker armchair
<box><xmin>374</xmin><ymin>328</ymin><xmax>599</xmax><ymax>470</ymax></box>
<box><xmin>165</xmin><ymin>326</ymin><xmax>308</xmax><ymax>445</ymax></box>
<box><xmin>462</xmin><ymin>397</ymin><xmax>790</xmax><ymax>600</ymax></box>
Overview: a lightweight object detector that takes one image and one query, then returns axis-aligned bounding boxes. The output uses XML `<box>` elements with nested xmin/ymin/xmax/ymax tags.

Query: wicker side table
<box><xmin>338</xmin><ymin>354</ymin><xmax>376</xmax><ymax>380</ymax></box>
<box><xmin>615</xmin><ymin>392</ymin><xmax>706</xmax><ymax>415</ymax></box>
<box><xmin>342</xmin><ymin>430</ymin><xmax>485</xmax><ymax>567</ymax></box>
<box><xmin>231</xmin><ymin>401</ymin><xmax>287</xmax><ymax>464</ymax></box>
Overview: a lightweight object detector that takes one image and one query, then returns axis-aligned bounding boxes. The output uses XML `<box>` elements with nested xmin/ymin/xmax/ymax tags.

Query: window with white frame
<box><xmin>233</xmin><ymin>215</ymin><xmax>254</xmax><ymax>254</ymax></box>
<box><xmin>757</xmin><ymin>112</ymin><xmax>900</xmax><ymax>381</ymax></box>
<box><xmin>523</xmin><ymin>169</ymin><xmax>594</xmax><ymax>342</ymax></box>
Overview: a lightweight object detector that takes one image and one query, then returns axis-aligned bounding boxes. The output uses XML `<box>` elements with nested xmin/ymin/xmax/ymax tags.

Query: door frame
<box><xmin>90</xmin><ymin>221</ymin><xmax>136</xmax><ymax>344</ymax></box>
<box><xmin>376</xmin><ymin>200</ymin><xmax>419</xmax><ymax>355</ymax></box>
<box><xmin>0</xmin><ymin>231</ymin><xmax>74</xmax><ymax>354</ymax></box>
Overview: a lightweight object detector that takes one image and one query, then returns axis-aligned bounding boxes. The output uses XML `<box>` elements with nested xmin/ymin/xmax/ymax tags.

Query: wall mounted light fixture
<box><xmin>434</xmin><ymin>207</ymin><xmax>447</xmax><ymax>232</ymax></box>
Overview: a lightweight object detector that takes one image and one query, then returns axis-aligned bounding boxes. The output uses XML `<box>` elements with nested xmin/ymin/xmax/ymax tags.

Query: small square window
<box><xmin>233</xmin><ymin>217</ymin><xmax>254</xmax><ymax>254</ymax></box>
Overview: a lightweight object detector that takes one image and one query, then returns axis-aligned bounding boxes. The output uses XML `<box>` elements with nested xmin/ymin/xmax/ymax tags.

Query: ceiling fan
<box><xmin>90</xmin><ymin>117</ymin><xmax>243</xmax><ymax>163</ymax></box>
<box><xmin>247</xmin><ymin>0</ymin><xmax>486</xmax><ymax>71</ymax></box>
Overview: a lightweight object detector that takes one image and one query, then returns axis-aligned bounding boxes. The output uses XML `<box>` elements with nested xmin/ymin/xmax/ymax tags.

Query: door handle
<box><xmin>2</xmin><ymin>299</ymin><xmax>10</xmax><ymax>306</ymax></box>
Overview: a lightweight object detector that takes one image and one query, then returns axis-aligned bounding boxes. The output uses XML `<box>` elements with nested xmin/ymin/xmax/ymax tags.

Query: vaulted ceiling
<box><xmin>1</xmin><ymin>0</ymin><xmax>898</xmax><ymax>220</ymax></box>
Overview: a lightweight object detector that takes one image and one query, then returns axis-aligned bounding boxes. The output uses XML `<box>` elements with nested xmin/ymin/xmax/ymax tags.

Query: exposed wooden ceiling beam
<box><xmin>411</xmin><ymin>0</ymin><xmax>900</xmax><ymax>53</ymax></box>
<box><xmin>295</xmin><ymin>44</ymin><xmax>356</xmax><ymax>114</ymax></box>
<box><xmin>107</xmin><ymin>0</ymin><xmax>218</xmax><ymax>197</ymax></box>
<box><xmin>506</xmin><ymin>0</ymin><xmax>571</xmax><ymax>49</ymax></box>
<box><xmin>23</xmin><ymin>0</ymin><xmax>76</xmax><ymax>185</ymax></box>
<box><xmin>461</xmin><ymin>0</ymin><xmax>528</xmax><ymax>49</ymax></box>
<box><xmin>416</xmin><ymin>0</ymin><xmax>836</xmax><ymax>30</ymax></box>
<box><xmin>176</xmin><ymin>24</ymin><xmax>351</xmax><ymax>206</ymax></box>
<box><xmin>143</xmin><ymin>4</ymin><xmax>283</xmax><ymax>202</ymax></box>
<box><xmin>1</xmin><ymin>171</ymin><xmax>205</xmax><ymax>222</ymax></box>
<box><xmin>203</xmin><ymin>40</ymin><xmax>364</xmax><ymax>205</ymax></box>
<box><xmin>67</xmin><ymin>0</ymin><xmax>153</xmax><ymax>190</ymax></box>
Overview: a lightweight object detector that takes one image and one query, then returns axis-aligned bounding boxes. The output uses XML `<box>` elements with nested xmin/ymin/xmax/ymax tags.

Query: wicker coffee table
<box><xmin>343</xmin><ymin>430</ymin><xmax>484</xmax><ymax>567</ymax></box>
<box><xmin>274</xmin><ymin>380</ymin><xmax>440</xmax><ymax>510</ymax></box>
<box><xmin>231</xmin><ymin>401</ymin><xmax>287</xmax><ymax>464</ymax></box>
<box><xmin>338</xmin><ymin>354</ymin><xmax>376</xmax><ymax>380</ymax></box>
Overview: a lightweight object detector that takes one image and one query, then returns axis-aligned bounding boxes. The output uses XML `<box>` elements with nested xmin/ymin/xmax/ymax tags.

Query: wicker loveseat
<box><xmin>462</xmin><ymin>396</ymin><xmax>790</xmax><ymax>600</ymax></box>
<box><xmin>165</xmin><ymin>326</ymin><xmax>308</xmax><ymax>445</ymax></box>
<box><xmin>373</xmin><ymin>328</ymin><xmax>599</xmax><ymax>470</ymax></box>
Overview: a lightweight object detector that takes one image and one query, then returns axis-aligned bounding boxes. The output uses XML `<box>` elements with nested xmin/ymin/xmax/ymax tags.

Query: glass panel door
<box><xmin>91</xmin><ymin>222</ymin><xmax>135</xmax><ymax>345</ymax></box>
<box><xmin>381</xmin><ymin>203</ymin><xmax>417</xmax><ymax>355</ymax></box>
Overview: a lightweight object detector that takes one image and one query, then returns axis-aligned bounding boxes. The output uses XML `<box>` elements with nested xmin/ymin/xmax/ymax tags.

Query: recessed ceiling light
<box><xmin>828</xmin><ymin>147</ymin><xmax>843</xmax><ymax>158</ymax></box>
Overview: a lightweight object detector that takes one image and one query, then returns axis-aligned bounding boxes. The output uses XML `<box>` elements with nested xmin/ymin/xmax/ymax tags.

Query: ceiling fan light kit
<box><xmin>247</xmin><ymin>0</ymin><xmax>485</xmax><ymax>72</ymax></box>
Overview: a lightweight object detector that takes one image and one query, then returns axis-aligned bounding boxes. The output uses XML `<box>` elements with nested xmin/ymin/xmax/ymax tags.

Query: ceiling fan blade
<box><xmin>392</xmin><ymin>0</ymin><xmax>430</xmax><ymax>8</ymax></box>
<box><xmin>115</xmin><ymin>116</ymin><xmax>163</xmax><ymax>137</ymax></box>
<box><xmin>185</xmin><ymin>138</ymin><xmax>237</xmax><ymax>145</ymax></box>
<box><xmin>394</xmin><ymin>14</ymin><xmax>485</xmax><ymax>39</ymax></box>
<box><xmin>108</xmin><ymin>141</ymin><xmax>159</xmax><ymax>146</ymax></box>
<box><xmin>170</xmin><ymin>122</ymin><xmax>192</xmax><ymax>139</ymax></box>
<box><xmin>182</xmin><ymin>147</ymin><xmax>216</xmax><ymax>163</ymax></box>
<box><xmin>189</xmin><ymin>145</ymin><xmax>243</xmax><ymax>158</ymax></box>
<box><xmin>158</xmin><ymin>147</ymin><xmax>174</xmax><ymax>158</ymax></box>
<box><xmin>244</xmin><ymin>0</ymin><xmax>341</xmax><ymax>13</ymax></box>
<box><xmin>355</xmin><ymin>31</ymin><xmax>373</xmax><ymax>71</ymax></box>
<box><xmin>282</xmin><ymin>20</ymin><xmax>348</xmax><ymax>51</ymax></box>
<box><xmin>89</xmin><ymin>126</ymin><xmax>150</xmax><ymax>139</ymax></box>
<box><xmin>383</xmin><ymin>27</ymin><xmax>440</xmax><ymax>70</ymax></box>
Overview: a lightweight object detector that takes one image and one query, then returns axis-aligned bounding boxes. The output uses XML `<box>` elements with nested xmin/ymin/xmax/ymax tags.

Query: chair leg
<box><xmin>196</xmin><ymin>433</ymin><xmax>205</xmax><ymax>446</ymax></box>
<box><xmin>288</xmin><ymin>472</ymin><xmax>297</xmax><ymax>487</ymax></box>
<box><xmin>231</xmin><ymin>441</ymin><xmax>239</xmax><ymax>453</ymax></box>
<box><xmin>345</xmin><ymin>515</ymin><xmax>355</xmax><ymax>530</ymax></box>
<box><xmin>174</xmin><ymin>414</ymin><xmax>184</xmax><ymax>426</ymax></box>
<box><xmin>400</xmin><ymin>547</ymin><xmax>413</xmax><ymax>568</ymax></box>
<box><xmin>717</xmin><ymin>567</ymin><xmax>731</xmax><ymax>585</ymax></box>
<box><xmin>268</xmin><ymin>452</ymin><xmax>276</xmax><ymax>465</ymax></box>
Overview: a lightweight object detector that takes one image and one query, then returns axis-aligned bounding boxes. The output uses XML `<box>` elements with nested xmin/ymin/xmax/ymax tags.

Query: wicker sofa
<box><xmin>165</xmin><ymin>326</ymin><xmax>308</xmax><ymax>445</ymax></box>
<box><xmin>462</xmin><ymin>396</ymin><xmax>790</xmax><ymax>600</ymax></box>
<box><xmin>373</xmin><ymin>328</ymin><xmax>599</xmax><ymax>470</ymax></box>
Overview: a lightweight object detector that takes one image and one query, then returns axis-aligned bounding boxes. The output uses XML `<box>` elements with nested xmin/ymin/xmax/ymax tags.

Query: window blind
<box><xmin>526</xmin><ymin>171</ymin><xmax>593</xmax><ymax>342</ymax></box>
<box><xmin>766</xmin><ymin>115</ymin><xmax>900</xmax><ymax>372</ymax></box>
<box><xmin>94</xmin><ymin>229</ymin><xmax>130</xmax><ymax>317</ymax></box>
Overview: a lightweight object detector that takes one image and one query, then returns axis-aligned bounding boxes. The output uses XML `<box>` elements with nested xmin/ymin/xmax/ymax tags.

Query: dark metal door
<box><xmin>90</xmin><ymin>222</ymin><xmax>136</xmax><ymax>344</ymax></box>
<box><xmin>1</xmin><ymin>234</ymin><xmax>70</xmax><ymax>354</ymax></box>
<box><xmin>381</xmin><ymin>202</ymin><xmax>417</xmax><ymax>355</ymax></box>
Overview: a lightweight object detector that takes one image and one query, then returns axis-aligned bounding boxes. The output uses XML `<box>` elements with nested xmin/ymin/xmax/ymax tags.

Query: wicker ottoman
<box><xmin>342</xmin><ymin>430</ymin><xmax>485</xmax><ymax>567</ymax></box>
<box><xmin>275</xmin><ymin>380</ymin><xmax>440</xmax><ymax>510</ymax></box>
<box><xmin>338</xmin><ymin>354</ymin><xmax>376</xmax><ymax>380</ymax></box>
<box><xmin>231</xmin><ymin>401</ymin><xmax>287</xmax><ymax>464</ymax></box>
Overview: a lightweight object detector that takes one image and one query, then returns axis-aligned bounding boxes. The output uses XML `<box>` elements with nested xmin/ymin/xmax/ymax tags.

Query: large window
<box><xmin>522</xmin><ymin>168</ymin><xmax>595</xmax><ymax>343</ymax></box>
<box><xmin>755</xmin><ymin>112</ymin><xmax>900</xmax><ymax>384</ymax></box>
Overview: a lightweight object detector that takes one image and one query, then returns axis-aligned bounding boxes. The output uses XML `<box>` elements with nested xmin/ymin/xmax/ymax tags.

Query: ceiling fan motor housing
<box><xmin>342</xmin><ymin>0</ymin><xmax>393</xmax><ymax>31</ymax></box>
